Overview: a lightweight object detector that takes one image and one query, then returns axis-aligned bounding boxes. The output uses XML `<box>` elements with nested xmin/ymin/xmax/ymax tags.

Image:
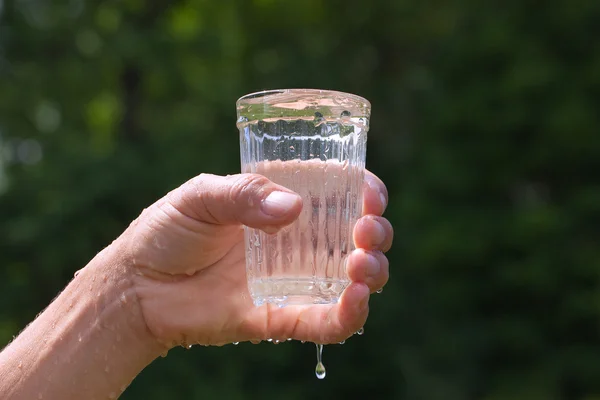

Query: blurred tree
<box><xmin>1</xmin><ymin>0</ymin><xmax>599</xmax><ymax>399</ymax></box>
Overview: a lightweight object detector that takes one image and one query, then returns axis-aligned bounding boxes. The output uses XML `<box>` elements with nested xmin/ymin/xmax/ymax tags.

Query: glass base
<box><xmin>249</xmin><ymin>278</ymin><xmax>349</xmax><ymax>308</ymax></box>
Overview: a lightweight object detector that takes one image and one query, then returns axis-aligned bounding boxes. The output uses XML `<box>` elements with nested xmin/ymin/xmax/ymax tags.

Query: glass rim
<box><xmin>236</xmin><ymin>88</ymin><xmax>371</xmax><ymax>109</ymax></box>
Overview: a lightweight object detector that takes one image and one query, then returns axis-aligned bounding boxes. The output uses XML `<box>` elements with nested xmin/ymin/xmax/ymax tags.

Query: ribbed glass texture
<box><xmin>237</xmin><ymin>89</ymin><xmax>370</xmax><ymax>307</ymax></box>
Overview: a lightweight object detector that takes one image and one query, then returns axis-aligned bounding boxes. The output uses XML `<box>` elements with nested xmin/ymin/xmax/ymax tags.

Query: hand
<box><xmin>119</xmin><ymin>171</ymin><xmax>393</xmax><ymax>348</ymax></box>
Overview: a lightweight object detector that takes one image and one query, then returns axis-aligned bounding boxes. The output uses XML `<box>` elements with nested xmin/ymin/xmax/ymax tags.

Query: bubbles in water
<box><xmin>376</xmin><ymin>288</ymin><xmax>383</xmax><ymax>294</ymax></box>
<box><xmin>340</xmin><ymin>110</ymin><xmax>351</xmax><ymax>118</ymax></box>
<box><xmin>356</xmin><ymin>327</ymin><xmax>364</xmax><ymax>335</ymax></box>
<box><xmin>315</xmin><ymin>344</ymin><xmax>326</xmax><ymax>379</ymax></box>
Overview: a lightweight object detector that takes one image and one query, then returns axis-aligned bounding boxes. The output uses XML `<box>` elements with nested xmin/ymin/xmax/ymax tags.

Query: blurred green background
<box><xmin>1</xmin><ymin>0</ymin><xmax>599</xmax><ymax>399</ymax></box>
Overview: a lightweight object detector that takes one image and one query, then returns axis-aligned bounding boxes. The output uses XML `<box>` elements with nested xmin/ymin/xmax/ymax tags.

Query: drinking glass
<box><xmin>236</xmin><ymin>89</ymin><xmax>370</xmax><ymax>307</ymax></box>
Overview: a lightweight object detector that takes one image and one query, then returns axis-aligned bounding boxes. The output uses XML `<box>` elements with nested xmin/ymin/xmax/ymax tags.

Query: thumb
<box><xmin>166</xmin><ymin>173</ymin><xmax>303</xmax><ymax>231</ymax></box>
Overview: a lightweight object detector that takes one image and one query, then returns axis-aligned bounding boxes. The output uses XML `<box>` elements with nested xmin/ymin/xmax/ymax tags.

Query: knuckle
<box><xmin>228</xmin><ymin>173</ymin><xmax>270</xmax><ymax>203</ymax></box>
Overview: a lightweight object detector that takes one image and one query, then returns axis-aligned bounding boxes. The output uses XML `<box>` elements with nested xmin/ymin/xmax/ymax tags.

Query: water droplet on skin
<box><xmin>120</xmin><ymin>293</ymin><xmax>127</xmax><ymax>304</ymax></box>
<box><xmin>74</xmin><ymin>270</ymin><xmax>81</xmax><ymax>278</ymax></box>
<box><xmin>339</xmin><ymin>340</ymin><xmax>345</xmax><ymax>345</ymax></box>
<box><xmin>315</xmin><ymin>344</ymin><xmax>326</xmax><ymax>379</ymax></box>
<box><xmin>18</xmin><ymin>361</ymin><xmax>22</xmax><ymax>369</ymax></box>
<box><xmin>232</xmin><ymin>342</ymin><xmax>239</xmax><ymax>345</ymax></box>
<box><xmin>186</xmin><ymin>344</ymin><xmax>193</xmax><ymax>350</ymax></box>
<box><xmin>102</xmin><ymin>275</ymin><xmax>107</xmax><ymax>283</ymax></box>
<box><xmin>273</xmin><ymin>339</ymin><xmax>280</xmax><ymax>344</ymax></box>
<box><xmin>287</xmin><ymin>338</ymin><xmax>292</xmax><ymax>341</ymax></box>
<box><xmin>250</xmin><ymin>339</ymin><xmax>261</xmax><ymax>344</ymax></box>
<box><xmin>356</xmin><ymin>327</ymin><xmax>364</xmax><ymax>335</ymax></box>
<box><xmin>376</xmin><ymin>288</ymin><xmax>383</xmax><ymax>294</ymax></box>
<box><xmin>267</xmin><ymin>338</ymin><xmax>273</xmax><ymax>342</ymax></box>
<box><xmin>92</xmin><ymin>276</ymin><xmax>96</xmax><ymax>282</ymax></box>
<box><xmin>301</xmin><ymin>340</ymin><xmax>306</xmax><ymax>344</ymax></box>
<box><xmin>78</xmin><ymin>334</ymin><xmax>82</xmax><ymax>342</ymax></box>
<box><xmin>185</xmin><ymin>269</ymin><xmax>195</xmax><ymax>276</ymax></box>
<box><xmin>248</xmin><ymin>197</ymin><xmax>254</xmax><ymax>207</ymax></box>
<box><xmin>160</xmin><ymin>350</ymin><xmax>168</xmax><ymax>358</ymax></box>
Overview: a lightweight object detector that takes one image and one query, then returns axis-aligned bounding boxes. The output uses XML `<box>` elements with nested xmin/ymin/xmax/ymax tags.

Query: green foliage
<box><xmin>1</xmin><ymin>0</ymin><xmax>599</xmax><ymax>398</ymax></box>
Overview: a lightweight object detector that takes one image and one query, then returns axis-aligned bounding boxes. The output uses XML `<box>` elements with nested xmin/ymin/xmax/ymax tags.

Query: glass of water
<box><xmin>237</xmin><ymin>89</ymin><xmax>370</xmax><ymax>307</ymax></box>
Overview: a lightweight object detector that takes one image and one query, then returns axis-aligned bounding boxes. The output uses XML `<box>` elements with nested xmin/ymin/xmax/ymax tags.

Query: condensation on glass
<box><xmin>237</xmin><ymin>89</ymin><xmax>370</xmax><ymax>307</ymax></box>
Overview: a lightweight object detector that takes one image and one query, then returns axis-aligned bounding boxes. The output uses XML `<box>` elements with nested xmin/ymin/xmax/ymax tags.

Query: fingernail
<box><xmin>359</xmin><ymin>295</ymin><xmax>369</xmax><ymax>310</ymax></box>
<box><xmin>262</xmin><ymin>191</ymin><xmax>300</xmax><ymax>217</ymax></box>
<box><xmin>366</xmin><ymin>175</ymin><xmax>387</xmax><ymax>207</ymax></box>
<box><xmin>379</xmin><ymin>192</ymin><xmax>387</xmax><ymax>211</ymax></box>
<box><xmin>365</xmin><ymin>253</ymin><xmax>380</xmax><ymax>278</ymax></box>
<box><xmin>370</xmin><ymin>219</ymin><xmax>386</xmax><ymax>247</ymax></box>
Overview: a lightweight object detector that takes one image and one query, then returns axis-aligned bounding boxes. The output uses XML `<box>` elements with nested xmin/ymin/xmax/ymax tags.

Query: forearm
<box><xmin>0</xmin><ymin>242</ymin><xmax>164</xmax><ymax>400</ymax></box>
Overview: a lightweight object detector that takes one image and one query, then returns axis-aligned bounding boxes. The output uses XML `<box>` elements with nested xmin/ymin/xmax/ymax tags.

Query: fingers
<box><xmin>363</xmin><ymin>170</ymin><xmax>388</xmax><ymax>216</ymax></box>
<box><xmin>345</xmin><ymin>249</ymin><xmax>389</xmax><ymax>294</ymax></box>
<box><xmin>260</xmin><ymin>282</ymin><xmax>370</xmax><ymax>344</ymax></box>
<box><xmin>166</xmin><ymin>173</ymin><xmax>303</xmax><ymax>231</ymax></box>
<box><xmin>353</xmin><ymin>215</ymin><xmax>394</xmax><ymax>253</ymax></box>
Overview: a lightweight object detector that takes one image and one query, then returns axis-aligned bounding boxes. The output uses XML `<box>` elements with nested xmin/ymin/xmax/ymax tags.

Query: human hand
<box><xmin>118</xmin><ymin>171</ymin><xmax>393</xmax><ymax>348</ymax></box>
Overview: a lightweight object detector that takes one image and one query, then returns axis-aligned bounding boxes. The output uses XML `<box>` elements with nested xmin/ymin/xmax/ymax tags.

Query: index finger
<box><xmin>363</xmin><ymin>170</ymin><xmax>388</xmax><ymax>216</ymax></box>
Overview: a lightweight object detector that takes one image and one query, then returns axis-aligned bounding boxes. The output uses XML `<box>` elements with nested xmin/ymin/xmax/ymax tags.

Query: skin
<box><xmin>0</xmin><ymin>170</ymin><xmax>393</xmax><ymax>399</ymax></box>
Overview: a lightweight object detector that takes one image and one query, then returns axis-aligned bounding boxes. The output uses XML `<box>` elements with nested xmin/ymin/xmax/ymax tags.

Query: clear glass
<box><xmin>236</xmin><ymin>89</ymin><xmax>370</xmax><ymax>307</ymax></box>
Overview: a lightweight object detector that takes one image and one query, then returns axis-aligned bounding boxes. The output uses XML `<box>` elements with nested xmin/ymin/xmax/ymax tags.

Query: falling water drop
<box><xmin>315</xmin><ymin>344</ymin><xmax>326</xmax><ymax>379</ymax></box>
